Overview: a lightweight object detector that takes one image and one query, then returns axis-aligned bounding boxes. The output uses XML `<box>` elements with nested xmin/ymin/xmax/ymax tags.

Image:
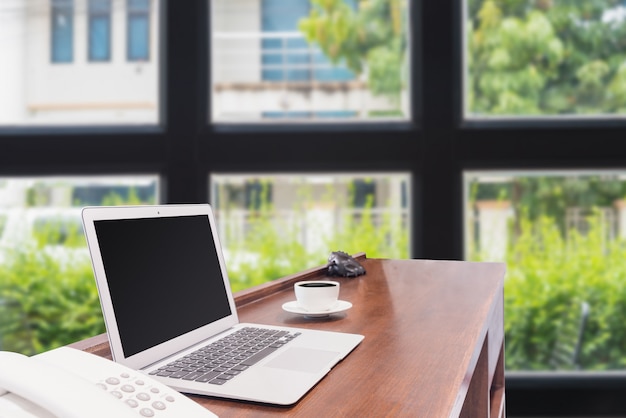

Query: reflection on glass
<box><xmin>464</xmin><ymin>171</ymin><xmax>626</xmax><ymax>371</ymax></box>
<box><xmin>0</xmin><ymin>0</ymin><xmax>159</xmax><ymax>125</ymax></box>
<box><xmin>210</xmin><ymin>0</ymin><xmax>411</xmax><ymax>123</ymax></box>
<box><xmin>466</xmin><ymin>1</ymin><xmax>626</xmax><ymax>118</ymax></box>
<box><xmin>211</xmin><ymin>173</ymin><xmax>410</xmax><ymax>291</ymax></box>
<box><xmin>0</xmin><ymin>176</ymin><xmax>158</xmax><ymax>355</ymax></box>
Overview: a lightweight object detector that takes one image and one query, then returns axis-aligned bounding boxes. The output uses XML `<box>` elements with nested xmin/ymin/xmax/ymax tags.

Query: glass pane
<box><xmin>466</xmin><ymin>1</ymin><xmax>626</xmax><ymax>118</ymax></box>
<box><xmin>0</xmin><ymin>175</ymin><xmax>159</xmax><ymax>354</ymax></box>
<box><xmin>211</xmin><ymin>173</ymin><xmax>410</xmax><ymax>291</ymax></box>
<box><xmin>0</xmin><ymin>0</ymin><xmax>160</xmax><ymax>125</ymax></box>
<box><xmin>210</xmin><ymin>0</ymin><xmax>411</xmax><ymax>123</ymax></box>
<box><xmin>464</xmin><ymin>170</ymin><xmax>626</xmax><ymax>371</ymax></box>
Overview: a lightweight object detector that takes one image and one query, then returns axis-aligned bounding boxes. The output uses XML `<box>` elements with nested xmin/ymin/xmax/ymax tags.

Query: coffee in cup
<box><xmin>294</xmin><ymin>281</ymin><xmax>340</xmax><ymax>312</ymax></box>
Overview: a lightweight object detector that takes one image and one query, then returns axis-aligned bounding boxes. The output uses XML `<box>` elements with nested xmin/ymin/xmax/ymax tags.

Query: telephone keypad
<box><xmin>98</xmin><ymin>371</ymin><xmax>176</xmax><ymax>416</ymax></box>
<box><xmin>140</xmin><ymin>408</ymin><xmax>155</xmax><ymax>417</ymax></box>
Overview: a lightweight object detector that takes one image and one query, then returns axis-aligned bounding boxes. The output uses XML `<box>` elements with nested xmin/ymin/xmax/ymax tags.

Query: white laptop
<box><xmin>81</xmin><ymin>204</ymin><xmax>363</xmax><ymax>406</ymax></box>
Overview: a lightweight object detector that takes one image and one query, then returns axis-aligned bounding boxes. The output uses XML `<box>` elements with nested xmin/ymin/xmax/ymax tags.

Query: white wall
<box><xmin>0</xmin><ymin>1</ymin><xmax>26</xmax><ymax>123</ymax></box>
<box><xmin>0</xmin><ymin>0</ymin><xmax>159</xmax><ymax>125</ymax></box>
<box><xmin>475</xmin><ymin>200</ymin><xmax>513</xmax><ymax>262</ymax></box>
<box><xmin>211</xmin><ymin>0</ymin><xmax>261</xmax><ymax>84</ymax></box>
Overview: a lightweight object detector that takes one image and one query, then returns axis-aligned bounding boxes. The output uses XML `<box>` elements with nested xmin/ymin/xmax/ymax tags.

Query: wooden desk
<box><xmin>71</xmin><ymin>256</ymin><xmax>506</xmax><ymax>417</ymax></box>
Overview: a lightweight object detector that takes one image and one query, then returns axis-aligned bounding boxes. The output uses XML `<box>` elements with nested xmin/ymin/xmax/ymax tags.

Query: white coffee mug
<box><xmin>294</xmin><ymin>280</ymin><xmax>340</xmax><ymax>312</ymax></box>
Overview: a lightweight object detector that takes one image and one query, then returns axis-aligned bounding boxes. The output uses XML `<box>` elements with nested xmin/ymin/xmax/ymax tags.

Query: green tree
<box><xmin>468</xmin><ymin>0</ymin><xmax>626</xmax><ymax>115</ymax></box>
<box><xmin>471</xmin><ymin>175</ymin><xmax>626</xmax><ymax>237</ymax></box>
<box><xmin>497</xmin><ymin>213</ymin><xmax>626</xmax><ymax>371</ymax></box>
<box><xmin>299</xmin><ymin>0</ymin><xmax>408</xmax><ymax>102</ymax></box>
<box><xmin>0</xmin><ymin>244</ymin><xmax>104</xmax><ymax>355</ymax></box>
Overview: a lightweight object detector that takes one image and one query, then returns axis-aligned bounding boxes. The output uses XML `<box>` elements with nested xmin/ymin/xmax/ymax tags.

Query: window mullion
<box><xmin>163</xmin><ymin>0</ymin><xmax>206</xmax><ymax>203</ymax></box>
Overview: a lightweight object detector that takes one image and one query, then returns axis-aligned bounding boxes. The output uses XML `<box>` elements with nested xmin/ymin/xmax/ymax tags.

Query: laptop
<box><xmin>81</xmin><ymin>204</ymin><xmax>364</xmax><ymax>406</ymax></box>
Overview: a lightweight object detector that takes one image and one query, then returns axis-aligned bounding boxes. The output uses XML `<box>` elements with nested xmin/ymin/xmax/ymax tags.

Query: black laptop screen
<box><xmin>94</xmin><ymin>215</ymin><xmax>232</xmax><ymax>357</ymax></box>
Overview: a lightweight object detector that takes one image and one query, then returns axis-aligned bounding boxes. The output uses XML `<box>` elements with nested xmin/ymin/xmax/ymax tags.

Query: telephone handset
<box><xmin>0</xmin><ymin>347</ymin><xmax>218</xmax><ymax>418</ymax></box>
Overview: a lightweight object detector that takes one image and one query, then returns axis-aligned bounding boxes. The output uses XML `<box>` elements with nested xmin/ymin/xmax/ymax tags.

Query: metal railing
<box><xmin>212</xmin><ymin>31</ymin><xmax>354</xmax><ymax>83</ymax></box>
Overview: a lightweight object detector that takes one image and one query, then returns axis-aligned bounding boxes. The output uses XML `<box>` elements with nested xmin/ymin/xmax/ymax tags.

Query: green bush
<box><xmin>223</xmin><ymin>208</ymin><xmax>313</xmax><ymax>293</ymax></box>
<box><xmin>478</xmin><ymin>213</ymin><xmax>626</xmax><ymax>371</ymax></box>
<box><xmin>0</xmin><ymin>201</ymin><xmax>409</xmax><ymax>354</ymax></box>
<box><xmin>0</xmin><ymin>188</ymin><xmax>155</xmax><ymax>355</ymax></box>
<box><xmin>4</xmin><ymin>202</ymin><xmax>625</xmax><ymax>371</ymax></box>
<box><xmin>0</xmin><ymin>244</ymin><xmax>104</xmax><ymax>355</ymax></box>
<box><xmin>222</xmin><ymin>199</ymin><xmax>409</xmax><ymax>293</ymax></box>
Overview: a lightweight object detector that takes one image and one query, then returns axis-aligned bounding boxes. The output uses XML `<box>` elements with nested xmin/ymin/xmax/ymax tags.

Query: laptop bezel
<box><xmin>81</xmin><ymin>204</ymin><xmax>240</xmax><ymax>370</ymax></box>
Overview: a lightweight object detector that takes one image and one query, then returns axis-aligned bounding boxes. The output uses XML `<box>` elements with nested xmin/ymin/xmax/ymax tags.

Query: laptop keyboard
<box><xmin>149</xmin><ymin>327</ymin><xmax>301</xmax><ymax>386</ymax></box>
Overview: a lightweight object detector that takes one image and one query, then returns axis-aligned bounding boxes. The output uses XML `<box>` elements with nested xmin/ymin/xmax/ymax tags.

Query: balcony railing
<box><xmin>214</xmin><ymin>207</ymin><xmax>409</xmax><ymax>255</ymax></box>
<box><xmin>211</xmin><ymin>31</ymin><xmax>399</xmax><ymax>121</ymax></box>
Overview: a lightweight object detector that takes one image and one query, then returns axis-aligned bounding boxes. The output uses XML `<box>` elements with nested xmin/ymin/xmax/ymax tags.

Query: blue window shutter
<box><xmin>127</xmin><ymin>0</ymin><xmax>150</xmax><ymax>61</ymax></box>
<box><xmin>128</xmin><ymin>16</ymin><xmax>149</xmax><ymax>60</ymax></box>
<box><xmin>51</xmin><ymin>0</ymin><xmax>73</xmax><ymax>63</ymax></box>
<box><xmin>88</xmin><ymin>0</ymin><xmax>111</xmax><ymax>61</ymax></box>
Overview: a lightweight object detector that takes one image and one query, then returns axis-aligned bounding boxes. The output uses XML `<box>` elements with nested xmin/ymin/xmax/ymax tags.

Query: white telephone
<box><xmin>0</xmin><ymin>347</ymin><xmax>218</xmax><ymax>418</ymax></box>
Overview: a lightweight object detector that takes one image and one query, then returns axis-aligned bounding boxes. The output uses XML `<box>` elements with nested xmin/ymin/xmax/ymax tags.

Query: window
<box><xmin>261</xmin><ymin>0</ymin><xmax>312</xmax><ymax>83</ymax></box>
<box><xmin>464</xmin><ymin>171</ymin><xmax>626</xmax><ymax>372</ymax></box>
<box><xmin>210</xmin><ymin>0</ymin><xmax>411</xmax><ymax>122</ymax></box>
<box><xmin>211</xmin><ymin>173</ymin><xmax>410</xmax><ymax>292</ymax></box>
<box><xmin>127</xmin><ymin>0</ymin><xmax>150</xmax><ymax>61</ymax></box>
<box><xmin>51</xmin><ymin>0</ymin><xmax>73</xmax><ymax>63</ymax></box>
<box><xmin>88</xmin><ymin>0</ymin><xmax>111</xmax><ymax>61</ymax></box>
<box><xmin>211</xmin><ymin>173</ymin><xmax>410</xmax><ymax>290</ymax></box>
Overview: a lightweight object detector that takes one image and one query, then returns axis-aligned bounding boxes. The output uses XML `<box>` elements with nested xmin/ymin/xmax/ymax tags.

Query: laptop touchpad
<box><xmin>265</xmin><ymin>348</ymin><xmax>340</xmax><ymax>373</ymax></box>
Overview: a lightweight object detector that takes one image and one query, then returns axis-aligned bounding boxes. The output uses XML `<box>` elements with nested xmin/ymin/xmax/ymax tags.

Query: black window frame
<box><xmin>3</xmin><ymin>0</ymin><xmax>626</xmax><ymax>415</ymax></box>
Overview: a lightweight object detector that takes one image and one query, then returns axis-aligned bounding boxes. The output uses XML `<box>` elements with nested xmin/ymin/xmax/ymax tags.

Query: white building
<box><xmin>0</xmin><ymin>0</ymin><xmax>405</xmax><ymax>125</ymax></box>
<box><xmin>211</xmin><ymin>0</ymin><xmax>404</xmax><ymax>121</ymax></box>
<box><xmin>0</xmin><ymin>0</ymin><xmax>158</xmax><ymax>125</ymax></box>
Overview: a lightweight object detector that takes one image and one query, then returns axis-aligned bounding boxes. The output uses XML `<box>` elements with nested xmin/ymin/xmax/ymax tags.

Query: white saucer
<box><xmin>282</xmin><ymin>300</ymin><xmax>352</xmax><ymax>317</ymax></box>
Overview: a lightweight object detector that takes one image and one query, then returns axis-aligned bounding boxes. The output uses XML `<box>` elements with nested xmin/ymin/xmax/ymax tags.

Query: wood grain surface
<box><xmin>71</xmin><ymin>256</ymin><xmax>506</xmax><ymax>417</ymax></box>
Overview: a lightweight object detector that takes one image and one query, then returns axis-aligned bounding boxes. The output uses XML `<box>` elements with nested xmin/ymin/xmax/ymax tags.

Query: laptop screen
<box><xmin>93</xmin><ymin>215</ymin><xmax>232</xmax><ymax>357</ymax></box>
